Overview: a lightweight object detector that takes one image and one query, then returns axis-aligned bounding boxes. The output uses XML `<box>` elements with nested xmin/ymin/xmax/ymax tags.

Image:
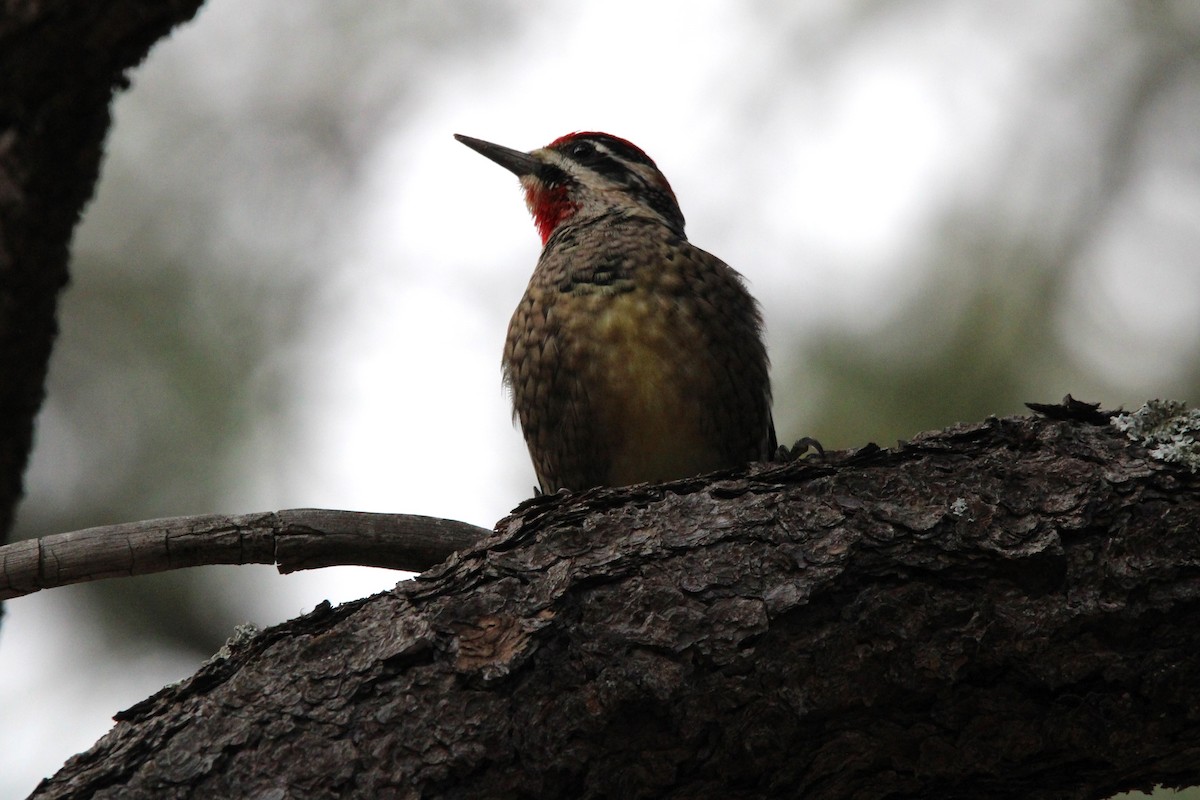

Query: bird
<box><xmin>455</xmin><ymin>131</ymin><xmax>776</xmax><ymax>494</ymax></box>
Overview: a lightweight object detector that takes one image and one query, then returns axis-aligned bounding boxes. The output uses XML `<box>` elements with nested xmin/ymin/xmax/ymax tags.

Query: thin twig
<box><xmin>0</xmin><ymin>508</ymin><xmax>490</xmax><ymax>600</ymax></box>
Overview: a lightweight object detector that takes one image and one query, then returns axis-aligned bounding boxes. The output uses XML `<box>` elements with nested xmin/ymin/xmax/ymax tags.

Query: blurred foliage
<box><xmin>15</xmin><ymin>256</ymin><xmax>308</xmax><ymax>653</ymax></box>
<box><xmin>772</xmin><ymin>0</ymin><xmax>1200</xmax><ymax>450</ymax></box>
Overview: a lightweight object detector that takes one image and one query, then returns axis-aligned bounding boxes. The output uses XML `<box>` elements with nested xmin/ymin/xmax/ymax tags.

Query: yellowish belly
<box><xmin>579</xmin><ymin>294</ymin><xmax>721</xmax><ymax>486</ymax></box>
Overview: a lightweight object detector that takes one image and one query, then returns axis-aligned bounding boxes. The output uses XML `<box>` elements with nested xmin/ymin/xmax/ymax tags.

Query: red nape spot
<box><xmin>525</xmin><ymin>183</ymin><xmax>578</xmax><ymax>244</ymax></box>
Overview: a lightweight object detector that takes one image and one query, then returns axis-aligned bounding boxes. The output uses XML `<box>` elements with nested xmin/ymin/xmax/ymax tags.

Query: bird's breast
<box><xmin>561</xmin><ymin>290</ymin><xmax>722</xmax><ymax>486</ymax></box>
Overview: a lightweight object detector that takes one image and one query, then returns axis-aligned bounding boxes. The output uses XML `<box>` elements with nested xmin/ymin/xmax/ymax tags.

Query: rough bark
<box><xmin>0</xmin><ymin>0</ymin><xmax>206</xmax><ymax>544</ymax></box>
<box><xmin>30</xmin><ymin>411</ymin><xmax>1200</xmax><ymax>799</ymax></box>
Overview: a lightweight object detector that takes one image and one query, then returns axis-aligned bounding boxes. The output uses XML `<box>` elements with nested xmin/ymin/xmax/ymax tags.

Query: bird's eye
<box><xmin>568</xmin><ymin>141</ymin><xmax>595</xmax><ymax>159</ymax></box>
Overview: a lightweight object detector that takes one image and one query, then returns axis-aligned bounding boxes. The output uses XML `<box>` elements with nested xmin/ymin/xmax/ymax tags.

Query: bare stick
<box><xmin>0</xmin><ymin>508</ymin><xmax>490</xmax><ymax>600</ymax></box>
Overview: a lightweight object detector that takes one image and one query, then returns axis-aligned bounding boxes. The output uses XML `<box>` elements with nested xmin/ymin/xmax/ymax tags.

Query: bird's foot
<box><xmin>776</xmin><ymin>436</ymin><xmax>825</xmax><ymax>462</ymax></box>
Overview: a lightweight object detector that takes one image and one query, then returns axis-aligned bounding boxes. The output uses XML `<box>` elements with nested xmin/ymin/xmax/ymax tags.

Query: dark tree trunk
<box><xmin>32</xmin><ymin>413</ymin><xmax>1200</xmax><ymax>799</ymax></box>
<box><xmin>0</xmin><ymin>0</ymin><xmax>204</xmax><ymax>544</ymax></box>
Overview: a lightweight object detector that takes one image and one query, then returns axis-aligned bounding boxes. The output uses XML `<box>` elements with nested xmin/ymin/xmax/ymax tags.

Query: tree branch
<box><xmin>0</xmin><ymin>509</ymin><xmax>490</xmax><ymax>599</ymax></box>
<box><xmin>29</xmin><ymin>409</ymin><xmax>1200</xmax><ymax>799</ymax></box>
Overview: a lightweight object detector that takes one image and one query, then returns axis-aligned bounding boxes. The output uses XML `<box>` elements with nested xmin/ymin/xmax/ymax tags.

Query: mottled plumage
<box><xmin>456</xmin><ymin>132</ymin><xmax>774</xmax><ymax>493</ymax></box>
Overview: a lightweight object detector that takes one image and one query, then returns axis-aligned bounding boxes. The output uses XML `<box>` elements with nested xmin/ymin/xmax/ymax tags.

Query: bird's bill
<box><xmin>454</xmin><ymin>134</ymin><xmax>540</xmax><ymax>178</ymax></box>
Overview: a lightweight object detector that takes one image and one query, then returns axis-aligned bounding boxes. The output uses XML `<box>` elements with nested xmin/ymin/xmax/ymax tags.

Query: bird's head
<box><xmin>455</xmin><ymin>132</ymin><xmax>685</xmax><ymax>245</ymax></box>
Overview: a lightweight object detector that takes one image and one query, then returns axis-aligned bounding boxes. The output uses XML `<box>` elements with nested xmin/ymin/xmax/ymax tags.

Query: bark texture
<box><xmin>32</xmin><ymin>413</ymin><xmax>1200</xmax><ymax>799</ymax></box>
<box><xmin>0</xmin><ymin>0</ymin><xmax>205</xmax><ymax>542</ymax></box>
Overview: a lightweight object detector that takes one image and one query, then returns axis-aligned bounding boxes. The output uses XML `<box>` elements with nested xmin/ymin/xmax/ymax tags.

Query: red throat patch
<box><xmin>524</xmin><ymin>182</ymin><xmax>579</xmax><ymax>245</ymax></box>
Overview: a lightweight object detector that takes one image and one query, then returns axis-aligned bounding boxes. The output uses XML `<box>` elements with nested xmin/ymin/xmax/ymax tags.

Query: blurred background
<box><xmin>2</xmin><ymin>0</ymin><xmax>1199</xmax><ymax>794</ymax></box>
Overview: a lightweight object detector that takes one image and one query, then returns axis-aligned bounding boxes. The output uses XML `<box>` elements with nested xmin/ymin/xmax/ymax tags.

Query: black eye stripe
<box><xmin>557</xmin><ymin>145</ymin><xmax>649</xmax><ymax>190</ymax></box>
<box><xmin>585</xmin><ymin>153</ymin><xmax>638</xmax><ymax>184</ymax></box>
<box><xmin>585</xmin><ymin>136</ymin><xmax>656</xmax><ymax>168</ymax></box>
<box><xmin>562</xmin><ymin>143</ymin><xmax>614</xmax><ymax>169</ymax></box>
<box><xmin>556</xmin><ymin>136</ymin><xmax>657</xmax><ymax>173</ymax></box>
